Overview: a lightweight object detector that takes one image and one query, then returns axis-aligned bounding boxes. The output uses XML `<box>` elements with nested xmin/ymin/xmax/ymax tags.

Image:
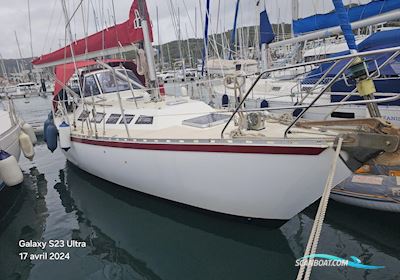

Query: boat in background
<box><xmin>331</xmin><ymin>164</ymin><xmax>400</xmax><ymax>213</ymax></box>
<box><xmin>0</xmin><ymin>99</ymin><xmax>23</xmax><ymax>192</ymax></box>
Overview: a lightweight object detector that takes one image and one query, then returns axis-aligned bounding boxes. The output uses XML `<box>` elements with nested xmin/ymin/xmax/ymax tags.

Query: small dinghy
<box><xmin>331</xmin><ymin>172</ymin><xmax>400</xmax><ymax>213</ymax></box>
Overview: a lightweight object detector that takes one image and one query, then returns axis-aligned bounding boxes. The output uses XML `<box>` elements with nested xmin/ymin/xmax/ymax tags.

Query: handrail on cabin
<box><xmin>220</xmin><ymin>45</ymin><xmax>400</xmax><ymax>139</ymax></box>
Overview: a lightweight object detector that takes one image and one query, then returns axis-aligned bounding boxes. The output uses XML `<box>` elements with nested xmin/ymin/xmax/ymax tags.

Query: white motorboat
<box><xmin>4</xmin><ymin>82</ymin><xmax>41</xmax><ymax>98</ymax></box>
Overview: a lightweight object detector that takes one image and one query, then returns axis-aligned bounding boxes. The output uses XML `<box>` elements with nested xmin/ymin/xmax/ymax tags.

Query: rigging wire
<box><xmin>41</xmin><ymin>0</ymin><xmax>59</xmax><ymax>54</ymax></box>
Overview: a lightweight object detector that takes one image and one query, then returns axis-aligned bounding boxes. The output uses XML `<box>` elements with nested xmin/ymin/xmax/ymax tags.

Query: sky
<box><xmin>0</xmin><ymin>0</ymin><xmax>370</xmax><ymax>59</ymax></box>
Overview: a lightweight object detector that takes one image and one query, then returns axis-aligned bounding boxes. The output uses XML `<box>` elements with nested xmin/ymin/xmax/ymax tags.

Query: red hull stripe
<box><xmin>71</xmin><ymin>137</ymin><xmax>326</xmax><ymax>155</ymax></box>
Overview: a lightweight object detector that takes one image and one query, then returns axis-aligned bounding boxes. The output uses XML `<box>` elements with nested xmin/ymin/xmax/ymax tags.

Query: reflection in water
<box><xmin>1</xmin><ymin>141</ymin><xmax>399</xmax><ymax>280</ymax></box>
<box><xmin>0</xmin><ymin>167</ymin><xmax>48</xmax><ymax>280</ymax></box>
<box><xmin>49</xmin><ymin>163</ymin><xmax>296</xmax><ymax>280</ymax></box>
<box><xmin>281</xmin><ymin>202</ymin><xmax>400</xmax><ymax>279</ymax></box>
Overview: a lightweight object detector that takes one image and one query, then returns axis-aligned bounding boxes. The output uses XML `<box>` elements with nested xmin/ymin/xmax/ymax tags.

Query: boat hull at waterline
<box><xmin>63</xmin><ymin>137</ymin><xmax>351</xmax><ymax>222</ymax></box>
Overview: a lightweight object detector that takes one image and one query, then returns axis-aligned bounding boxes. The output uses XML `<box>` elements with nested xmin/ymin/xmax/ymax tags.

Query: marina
<box><xmin>0</xmin><ymin>136</ymin><xmax>399</xmax><ymax>279</ymax></box>
<box><xmin>1</xmin><ymin>0</ymin><xmax>400</xmax><ymax>279</ymax></box>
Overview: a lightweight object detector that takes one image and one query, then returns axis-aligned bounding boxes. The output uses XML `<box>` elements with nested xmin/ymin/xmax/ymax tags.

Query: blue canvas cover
<box><xmin>302</xmin><ymin>29</ymin><xmax>400</xmax><ymax>104</ymax></box>
<box><xmin>304</xmin><ymin>29</ymin><xmax>400</xmax><ymax>82</ymax></box>
<box><xmin>332</xmin><ymin>0</ymin><xmax>358</xmax><ymax>51</ymax></box>
<box><xmin>293</xmin><ymin>0</ymin><xmax>400</xmax><ymax>35</ymax></box>
<box><xmin>260</xmin><ymin>10</ymin><xmax>275</xmax><ymax>45</ymax></box>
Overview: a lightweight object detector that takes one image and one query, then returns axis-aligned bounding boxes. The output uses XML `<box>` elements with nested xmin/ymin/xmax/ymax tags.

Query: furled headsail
<box><xmin>32</xmin><ymin>0</ymin><xmax>153</xmax><ymax>68</ymax></box>
<box><xmin>332</xmin><ymin>0</ymin><xmax>358</xmax><ymax>52</ymax></box>
<box><xmin>258</xmin><ymin>0</ymin><xmax>275</xmax><ymax>45</ymax></box>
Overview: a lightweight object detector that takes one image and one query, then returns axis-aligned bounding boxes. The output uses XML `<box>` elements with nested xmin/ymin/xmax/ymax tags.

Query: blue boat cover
<box><xmin>304</xmin><ymin>29</ymin><xmax>400</xmax><ymax>82</ymax></box>
<box><xmin>302</xmin><ymin>29</ymin><xmax>400</xmax><ymax>104</ymax></box>
<box><xmin>293</xmin><ymin>0</ymin><xmax>400</xmax><ymax>35</ymax></box>
<box><xmin>260</xmin><ymin>10</ymin><xmax>275</xmax><ymax>45</ymax></box>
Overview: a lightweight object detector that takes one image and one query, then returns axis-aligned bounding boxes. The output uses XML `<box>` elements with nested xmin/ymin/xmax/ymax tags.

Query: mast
<box><xmin>138</xmin><ymin>0</ymin><xmax>159</xmax><ymax>99</ymax></box>
<box><xmin>201</xmin><ymin>0</ymin><xmax>211</xmax><ymax>75</ymax></box>
<box><xmin>27</xmin><ymin>0</ymin><xmax>35</xmax><ymax>80</ymax></box>
<box><xmin>0</xmin><ymin>53</ymin><xmax>7</xmax><ymax>80</ymax></box>
<box><xmin>291</xmin><ymin>0</ymin><xmax>299</xmax><ymax>37</ymax></box>
<box><xmin>177</xmin><ymin>7</ymin><xmax>186</xmax><ymax>77</ymax></box>
<box><xmin>185</xmin><ymin>25</ymin><xmax>192</xmax><ymax>68</ymax></box>
<box><xmin>14</xmin><ymin>31</ymin><xmax>24</xmax><ymax>73</ymax></box>
<box><xmin>156</xmin><ymin>5</ymin><xmax>164</xmax><ymax>71</ymax></box>
<box><xmin>27</xmin><ymin>0</ymin><xmax>34</xmax><ymax>59</ymax></box>
<box><xmin>229</xmin><ymin>0</ymin><xmax>240</xmax><ymax>60</ymax></box>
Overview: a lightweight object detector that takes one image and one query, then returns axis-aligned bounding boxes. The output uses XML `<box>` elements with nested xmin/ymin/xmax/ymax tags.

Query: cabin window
<box><xmin>84</xmin><ymin>75</ymin><xmax>100</xmax><ymax>97</ymax></box>
<box><xmin>272</xmin><ymin>87</ymin><xmax>281</xmax><ymax>91</ymax></box>
<box><xmin>91</xmin><ymin>112</ymin><xmax>106</xmax><ymax>123</ymax></box>
<box><xmin>78</xmin><ymin>110</ymin><xmax>90</xmax><ymax>121</ymax></box>
<box><xmin>118</xmin><ymin>114</ymin><xmax>135</xmax><ymax>124</ymax></box>
<box><xmin>97</xmin><ymin>72</ymin><xmax>131</xmax><ymax>93</ymax></box>
<box><xmin>135</xmin><ymin>115</ymin><xmax>154</xmax><ymax>125</ymax></box>
<box><xmin>182</xmin><ymin>113</ymin><xmax>230</xmax><ymax>128</ymax></box>
<box><xmin>106</xmin><ymin>114</ymin><xmax>121</xmax><ymax>124</ymax></box>
<box><xmin>116</xmin><ymin>69</ymin><xmax>143</xmax><ymax>89</ymax></box>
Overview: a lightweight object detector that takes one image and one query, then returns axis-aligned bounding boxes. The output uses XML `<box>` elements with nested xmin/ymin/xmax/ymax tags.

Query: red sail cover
<box><xmin>32</xmin><ymin>0</ymin><xmax>153</xmax><ymax>67</ymax></box>
<box><xmin>52</xmin><ymin>59</ymin><xmax>144</xmax><ymax>98</ymax></box>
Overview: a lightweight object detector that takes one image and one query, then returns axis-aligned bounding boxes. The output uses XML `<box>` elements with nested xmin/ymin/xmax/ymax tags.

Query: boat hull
<box><xmin>64</xmin><ymin>137</ymin><xmax>351</xmax><ymax>221</ymax></box>
<box><xmin>0</xmin><ymin>125</ymin><xmax>21</xmax><ymax>161</ymax></box>
<box><xmin>331</xmin><ymin>192</ymin><xmax>400</xmax><ymax>213</ymax></box>
<box><xmin>0</xmin><ymin>122</ymin><xmax>21</xmax><ymax>191</ymax></box>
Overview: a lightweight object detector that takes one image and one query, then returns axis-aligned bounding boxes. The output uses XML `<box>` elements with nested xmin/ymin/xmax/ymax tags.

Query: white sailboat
<box><xmin>35</xmin><ymin>0</ymin><xmax>400</xmax><ymax>224</ymax></box>
<box><xmin>51</xmin><ymin>63</ymin><xmax>353</xmax><ymax>223</ymax></box>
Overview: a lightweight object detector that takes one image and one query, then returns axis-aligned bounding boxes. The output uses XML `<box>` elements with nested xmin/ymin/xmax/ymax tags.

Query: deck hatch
<box><xmin>106</xmin><ymin>114</ymin><xmax>122</xmax><ymax>124</ymax></box>
<box><xmin>182</xmin><ymin>113</ymin><xmax>230</xmax><ymax>128</ymax></box>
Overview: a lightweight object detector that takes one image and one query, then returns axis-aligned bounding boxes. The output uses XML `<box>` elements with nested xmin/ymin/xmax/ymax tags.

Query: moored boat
<box><xmin>0</xmin><ymin>100</ymin><xmax>23</xmax><ymax>191</ymax></box>
<box><xmin>331</xmin><ymin>169</ymin><xmax>400</xmax><ymax>213</ymax></box>
<box><xmin>35</xmin><ymin>0</ymin><xmax>400</xmax><ymax>225</ymax></box>
<box><xmin>45</xmin><ymin>52</ymin><xmax>400</xmax><ymax>224</ymax></box>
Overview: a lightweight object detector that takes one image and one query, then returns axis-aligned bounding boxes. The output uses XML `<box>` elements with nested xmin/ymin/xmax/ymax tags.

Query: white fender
<box><xmin>180</xmin><ymin>86</ymin><xmax>188</xmax><ymax>97</ymax></box>
<box><xmin>21</xmin><ymin>122</ymin><xmax>37</xmax><ymax>145</ymax></box>
<box><xmin>19</xmin><ymin>131</ymin><xmax>35</xmax><ymax>160</ymax></box>
<box><xmin>59</xmin><ymin>121</ymin><xmax>71</xmax><ymax>151</ymax></box>
<box><xmin>0</xmin><ymin>151</ymin><xmax>23</xmax><ymax>186</ymax></box>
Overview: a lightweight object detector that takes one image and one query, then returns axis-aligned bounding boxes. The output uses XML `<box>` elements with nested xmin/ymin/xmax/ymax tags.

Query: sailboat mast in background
<box><xmin>291</xmin><ymin>0</ymin><xmax>299</xmax><ymax>37</ymax></box>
